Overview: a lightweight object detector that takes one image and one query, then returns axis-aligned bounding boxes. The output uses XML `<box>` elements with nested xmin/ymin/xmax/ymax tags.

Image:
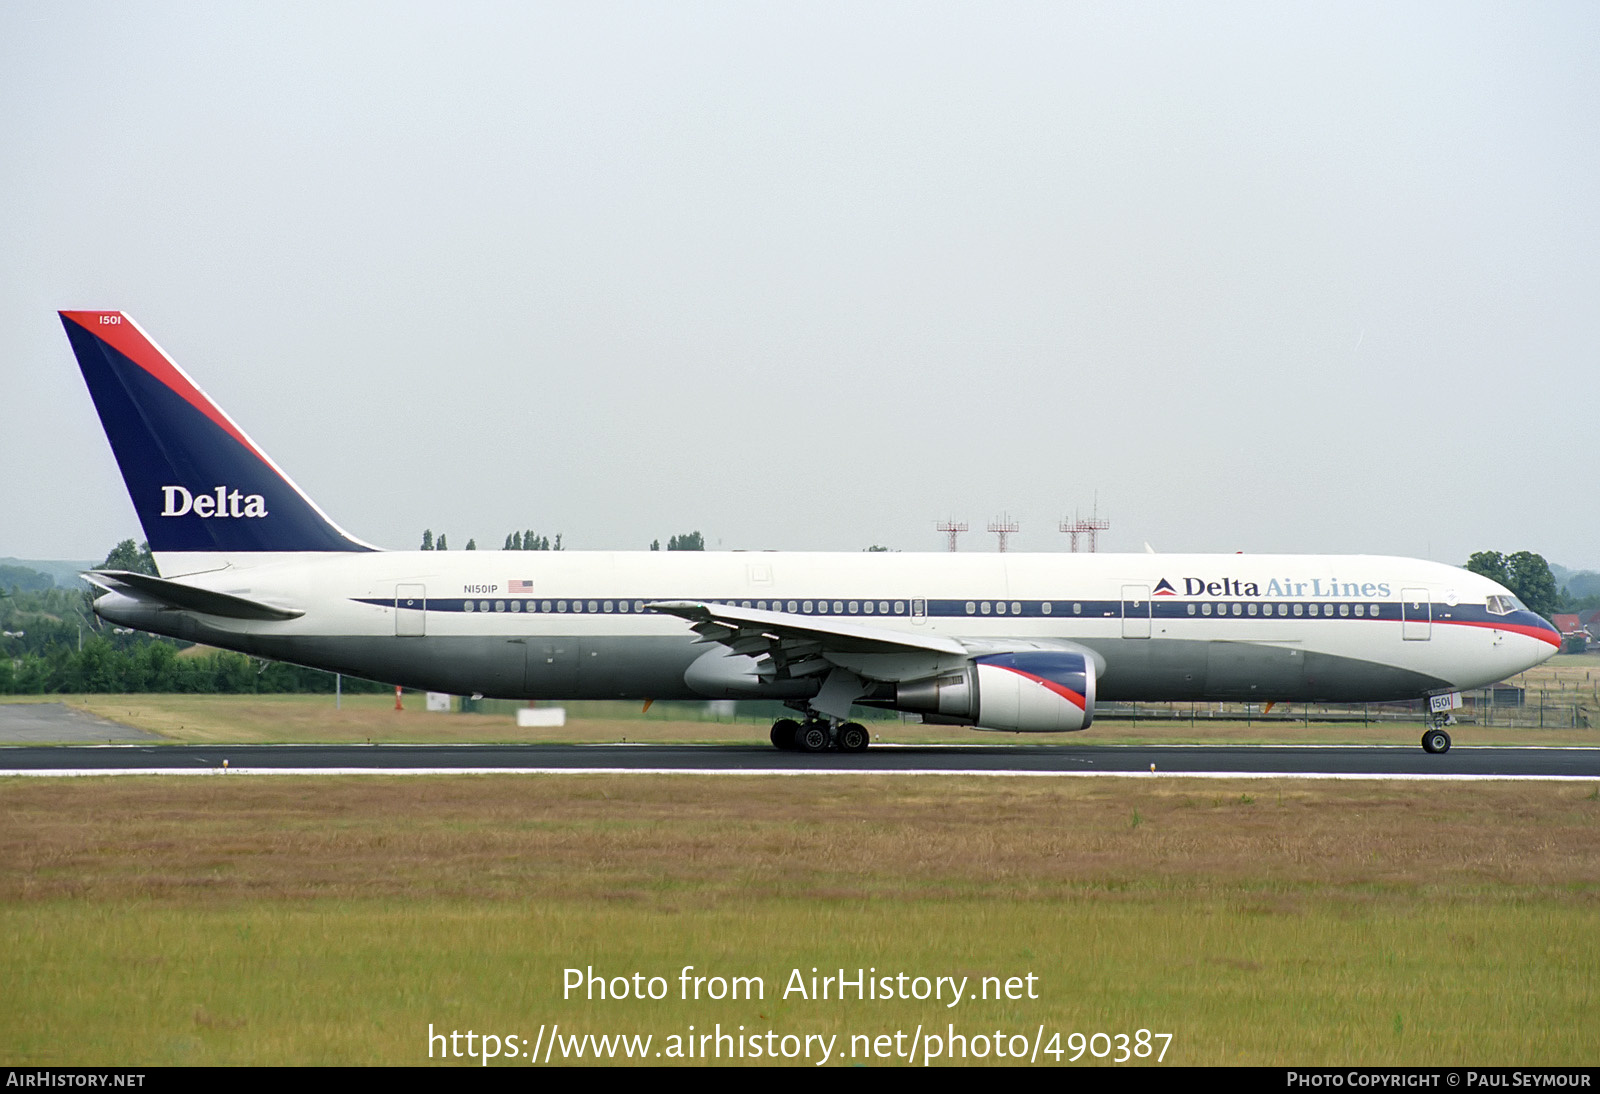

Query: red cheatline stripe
<box><xmin>995</xmin><ymin>665</ymin><xmax>1087</xmax><ymax>710</ymax></box>
<box><xmin>60</xmin><ymin>311</ymin><xmax>274</xmax><ymax>471</ymax></box>
<box><xmin>1438</xmin><ymin>618</ymin><xmax>1563</xmax><ymax>648</ymax></box>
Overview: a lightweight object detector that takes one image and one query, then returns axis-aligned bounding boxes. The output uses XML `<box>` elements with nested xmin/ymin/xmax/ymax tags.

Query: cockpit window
<box><xmin>1486</xmin><ymin>595</ymin><xmax>1517</xmax><ymax>616</ymax></box>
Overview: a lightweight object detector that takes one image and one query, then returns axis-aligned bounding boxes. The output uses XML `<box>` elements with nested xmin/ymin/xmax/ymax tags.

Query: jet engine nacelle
<box><xmin>895</xmin><ymin>650</ymin><xmax>1095</xmax><ymax>732</ymax></box>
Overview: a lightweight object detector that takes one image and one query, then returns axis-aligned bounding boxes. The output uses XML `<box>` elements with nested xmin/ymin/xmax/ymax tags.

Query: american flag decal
<box><xmin>509</xmin><ymin>580</ymin><xmax>534</xmax><ymax>594</ymax></box>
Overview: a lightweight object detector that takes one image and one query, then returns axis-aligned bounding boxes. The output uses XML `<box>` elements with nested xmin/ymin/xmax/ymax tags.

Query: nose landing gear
<box><xmin>1423</xmin><ymin>692</ymin><xmax>1461</xmax><ymax>753</ymax></box>
<box><xmin>1422</xmin><ymin>715</ymin><xmax>1454</xmax><ymax>754</ymax></box>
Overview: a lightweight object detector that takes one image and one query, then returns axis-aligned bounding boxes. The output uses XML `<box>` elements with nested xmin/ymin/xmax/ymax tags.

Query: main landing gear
<box><xmin>770</xmin><ymin>717</ymin><xmax>870</xmax><ymax>753</ymax></box>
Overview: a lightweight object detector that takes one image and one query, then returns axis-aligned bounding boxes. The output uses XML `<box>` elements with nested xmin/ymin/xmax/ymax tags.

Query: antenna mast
<box><xmin>987</xmin><ymin>514</ymin><xmax>1019</xmax><ymax>553</ymax></box>
<box><xmin>935</xmin><ymin>519</ymin><xmax>968</xmax><ymax>552</ymax></box>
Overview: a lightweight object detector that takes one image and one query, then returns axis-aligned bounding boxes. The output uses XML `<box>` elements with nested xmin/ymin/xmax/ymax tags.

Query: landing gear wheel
<box><xmin>837</xmin><ymin>722</ymin><xmax>870</xmax><ymax>753</ymax></box>
<box><xmin>797</xmin><ymin>721</ymin><xmax>832</xmax><ymax>753</ymax></box>
<box><xmin>770</xmin><ymin>719</ymin><xmax>801</xmax><ymax>751</ymax></box>
<box><xmin>1422</xmin><ymin>728</ymin><xmax>1452</xmax><ymax>754</ymax></box>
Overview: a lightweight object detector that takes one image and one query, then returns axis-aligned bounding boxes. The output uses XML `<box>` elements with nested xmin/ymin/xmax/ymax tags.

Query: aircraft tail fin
<box><xmin>60</xmin><ymin>311</ymin><xmax>375</xmax><ymax>561</ymax></box>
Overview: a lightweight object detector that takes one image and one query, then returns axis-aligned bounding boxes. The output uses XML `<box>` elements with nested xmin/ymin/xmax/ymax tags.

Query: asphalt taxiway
<box><xmin>2</xmin><ymin>742</ymin><xmax>1597</xmax><ymax>779</ymax></box>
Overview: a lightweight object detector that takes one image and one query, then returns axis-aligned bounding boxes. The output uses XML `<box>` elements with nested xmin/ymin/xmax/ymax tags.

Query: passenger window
<box><xmin>995</xmin><ymin>602</ymin><xmax>1005</xmax><ymax>615</ymax></box>
<box><xmin>966</xmin><ymin>602</ymin><xmax>976</xmax><ymax>614</ymax></box>
<box><xmin>494</xmin><ymin>601</ymin><xmax>505</xmax><ymax>612</ymax></box>
<box><xmin>1340</xmin><ymin>604</ymin><xmax>1349</xmax><ymax>617</ymax></box>
<box><xmin>849</xmin><ymin>601</ymin><xmax>858</xmax><ymax>613</ymax></box>
<box><xmin>1278</xmin><ymin>604</ymin><xmax>1287</xmax><ymax>617</ymax></box>
<box><xmin>981</xmin><ymin>602</ymin><xmax>991</xmax><ymax>615</ymax></box>
<box><xmin>464</xmin><ymin>601</ymin><xmax>475</xmax><ymax>612</ymax></box>
<box><xmin>1202</xmin><ymin>603</ymin><xmax>1212</xmax><ymax>616</ymax></box>
<box><xmin>833</xmin><ymin>601</ymin><xmax>843</xmax><ymax>614</ymax></box>
<box><xmin>1354</xmin><ymin>604</ymin><xmax>1364</xmax><ymax>617</ymax></box>
<box><xmin>1369</xmin><ymin>604</ymin><xmax>1379</xmax><ymax>616</ymax></box>
<box><xmin>541</xmin><ymin>600</ymin><xmax>551</xmax><ymax>613</ymax></box>
<box><xmin>1309</xmin><ymin>604</ymin><xmax>1318</xmax><ymax>617</ymax></box>
<box><xmin>1247</xmin><ymin>603</ymin><xmax>1258</xmax><ymax>616</ymax></box>
<box><xmin>480</xmin><ymin>601</ymin><xmax>490</xmax><ymax>612</ymax></box>
<box><xmin>604</xmin><ymin>601</ymin><xmax>614</xmax><ymax>613</ymax></box>
<box><xmin>803</xmin><ymin>601</ymin><xmax>813</xmax><ymax>613</ymax></box>
<box><xmin>1231</xmin><ymin>603</ymin><xmax>1241</xmax><ymax>616</ymax></box>
<box><xmin>1012</xmin><ymin>602</ymin><xmax>1022</xmax><ymax>615</ymax></box>
<box><xmin>880</xmin><ymin>602</ymin><xmax>890</xmax><ymax>614</ymax></box>
<box><xmin>894</xmin><ymin>601</ymin><xmax>905</xmax><ymax>614</ymax></box>
<box><xmin>1293</xmin><ymin>603</ymin><xmax>1303</xmax><ymax>616</ymax></box>
<box><xmin>862</xmin><ymin>601</ymin><xmax>873</xmax><ymax>614</ymax></box>
<box><xmin>1187</xmin><ymin>604</ymin><xmax>1196</xmax><ymax>616</ymax></box>
<box><xmin>1073</xmin><ymin>603</ymin><xmax>1081</xmax><ymax>615</ymax></box>
<box><xmin>557</xmin><ymin>601</ymin><xmax>567</xmax><ymax>612</ymax></box>
<box><xmin>787</xmin><ymin>601</ymin><xmax>797</xmax><ymax>613</ymax></box>
<box><xmin>1042</xmin><ymin>602</ymin><xmax>1052</xmax><ymax>615</ymax></box>
<box><xmin>619</xmin><ymin>601</ymin><xmax>629</xmax><ymax>613</ymax></box>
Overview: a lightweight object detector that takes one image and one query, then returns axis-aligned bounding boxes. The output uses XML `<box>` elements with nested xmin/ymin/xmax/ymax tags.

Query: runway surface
<box><xmin>3</xmin><ymin>742</ymin><xmax>1598</xmax><ymax>779</ymax></box>
<box><xmin>0</xmin><ymin>702</ymin><xmax>161</xmax><ymax>743</ymax></box>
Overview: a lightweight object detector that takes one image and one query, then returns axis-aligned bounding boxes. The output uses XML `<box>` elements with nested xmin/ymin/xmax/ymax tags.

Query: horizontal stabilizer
<box><xmin>86</xmin><ymin>570</ymin><xmax>304</xmax><ymax>621</ymax></box>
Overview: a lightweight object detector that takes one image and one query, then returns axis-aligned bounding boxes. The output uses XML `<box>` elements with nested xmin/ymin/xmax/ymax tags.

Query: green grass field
<box><xmin>3</xmin><ymin>775</ymin><xmax>1597</xmax><ymax>1066</ymax></box>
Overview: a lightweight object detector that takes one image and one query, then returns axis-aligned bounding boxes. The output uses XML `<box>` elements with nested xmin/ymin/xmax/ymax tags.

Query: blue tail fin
<box><xmin>61</xmin><ymin>311</ymin><xmax>374</xmax><ymax>557</ymax></box>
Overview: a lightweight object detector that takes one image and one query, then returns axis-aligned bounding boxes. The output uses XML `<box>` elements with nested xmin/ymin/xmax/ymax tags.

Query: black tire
<box><xmin>770</xmin><ymin>719</ymin><xmax>801</xmax><ymax>750</ymax></box>
<box><xmin>798</xmin><ymin>722</ymin><xmax>831</xmax><ymax>753</ymax></box>
<box><xmin>837</xmin><ymin>722</ymin><xmax>870</xmax><ymax>753</ymax></box>
<box><xmin>1422</xmin><ymin>728</ymin><xmax>1452</xmax><ymax>754</ymax></box>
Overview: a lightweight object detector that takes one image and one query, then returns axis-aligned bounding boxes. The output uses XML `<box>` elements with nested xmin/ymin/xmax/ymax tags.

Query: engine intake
<box><xmin>896</xmin><ymin>650</ymin><xmax>1095</xmax><ymax>732</ymax></box>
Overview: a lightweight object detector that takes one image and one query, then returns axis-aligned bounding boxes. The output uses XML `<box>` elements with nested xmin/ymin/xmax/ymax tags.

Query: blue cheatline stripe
<box><xmin>352</xmin><ymin>595</ymin><xmax>1519</xmax><ymax>629</ymax></box>
<box><xmin>351</xmin><ymin>597</ymin><xmax>1559</xmax><ymax>645</ymax></box>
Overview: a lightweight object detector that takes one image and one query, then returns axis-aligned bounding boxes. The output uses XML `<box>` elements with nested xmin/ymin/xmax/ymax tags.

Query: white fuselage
<box><xmin>99</xmin><ymin>550</ymin><xmax>1559</xmax><ymax>707</ymax></box>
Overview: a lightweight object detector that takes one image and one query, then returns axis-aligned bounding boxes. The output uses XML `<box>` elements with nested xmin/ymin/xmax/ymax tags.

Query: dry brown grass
<box><xmin>4</xmin><ymin>776</ymin><xmax>1597</xmax><ymax>907</ymax></box>
<box><xmin>23</xmin><ymin>692</ymin><xmax>1599</xmax><ymax>746</ymax></box>
<box><xmin>5</xmin><ymin>776</ymin><xmax>1597</xmax><ymax>1065</ymax></box>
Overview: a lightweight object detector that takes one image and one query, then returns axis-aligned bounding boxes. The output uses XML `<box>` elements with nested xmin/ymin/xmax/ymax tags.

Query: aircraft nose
<box><xmin>1524</xmin><ymin>613</ymin><xmax>1563</xmax><ymax>664</ymax></box>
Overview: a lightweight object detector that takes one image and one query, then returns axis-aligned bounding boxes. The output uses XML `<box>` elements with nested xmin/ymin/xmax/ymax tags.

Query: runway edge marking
<box><xmin>3</xmin><ymin>768</ymin><xmax>1595</xmax><ymax>781</ymax></box>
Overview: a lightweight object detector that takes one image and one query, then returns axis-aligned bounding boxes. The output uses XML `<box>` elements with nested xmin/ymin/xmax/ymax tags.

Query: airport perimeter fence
<box><xmin>1098</xmin><ymin>700</ymin><xmax>1591</xmax><ymax>729</ymax></box>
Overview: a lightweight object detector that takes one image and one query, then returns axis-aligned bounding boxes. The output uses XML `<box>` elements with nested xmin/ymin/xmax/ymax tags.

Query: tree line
<box><xmin>419</xmin><ymin>530</ymin><xmax>706</xmax><ymax>551</ymax></box>
<box><xmin>1463</xmin><ymin>550</ymin><xmax>1566</xmax><ymax>618</ymax></box>
<box><xmin>0</xmin><ymin>541</ymin><xmax>385</xmax><ymax>695</ymax></box>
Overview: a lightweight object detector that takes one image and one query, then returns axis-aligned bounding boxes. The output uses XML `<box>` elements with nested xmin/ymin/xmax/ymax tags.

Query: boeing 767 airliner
<box><xmin>60</xmin><ymin>310</ymin><xmax>1560</xmax><ymax>753</ymax></box>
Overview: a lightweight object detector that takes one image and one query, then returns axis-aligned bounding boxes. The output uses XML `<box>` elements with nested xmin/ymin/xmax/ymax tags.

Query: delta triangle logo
<box><xmin>1153</xmin><ymin>578</ymin><xmax>1177</xmax><ymax>596</ymax></box>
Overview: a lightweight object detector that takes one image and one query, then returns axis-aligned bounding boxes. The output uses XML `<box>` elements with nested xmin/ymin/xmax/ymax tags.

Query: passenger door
<box><xmin>395</xmin><ymin>584</ymin><xmax>425</xmax><ymax>637</ymax></box>
<box><xmin>1122</xmin><ymin>585</ymin><xmax>1151</xmax><ymax>639</ymax></box>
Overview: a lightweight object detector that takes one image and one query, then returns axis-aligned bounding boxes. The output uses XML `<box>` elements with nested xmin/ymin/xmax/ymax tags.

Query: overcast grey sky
<box><xmin>4</xmin><ymin>2</ymin><xmax>1596</xmax><ymax>567</ymax></box>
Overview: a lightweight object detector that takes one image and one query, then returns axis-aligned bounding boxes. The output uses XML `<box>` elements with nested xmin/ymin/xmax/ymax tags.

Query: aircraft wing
<box><xmin>645</xmin><ymin>599</ymin><xmax>1094</xmax><ymax>686</ymax></box>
